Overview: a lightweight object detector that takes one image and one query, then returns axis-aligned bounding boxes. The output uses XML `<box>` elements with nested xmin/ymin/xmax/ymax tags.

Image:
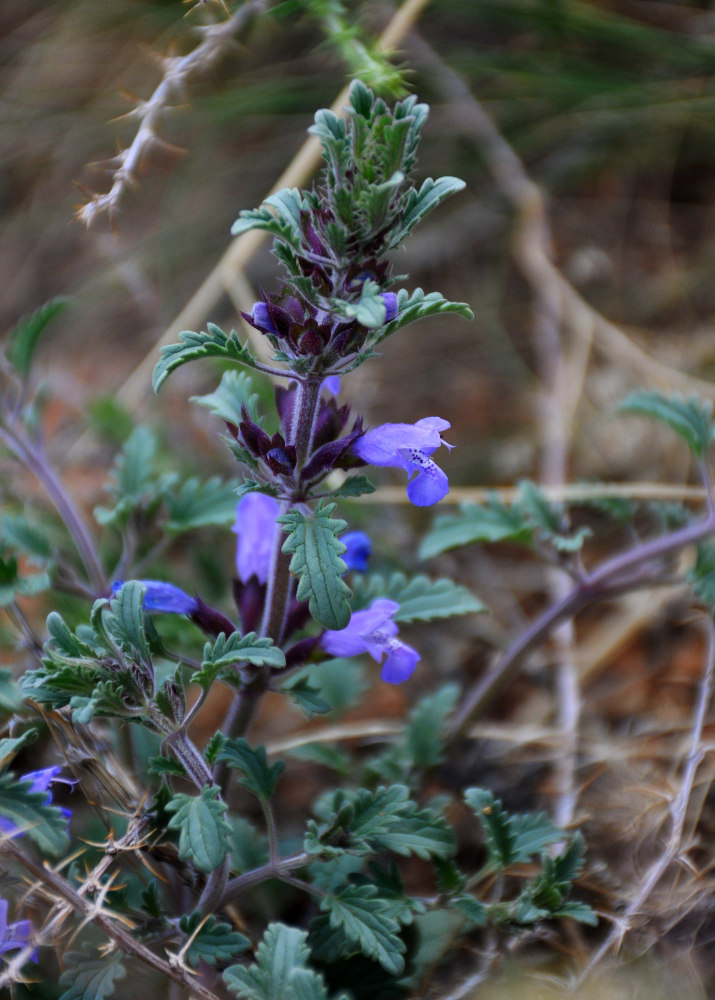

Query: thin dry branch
<box><xmin>77</xmin><ymin>1</ymin><xmax>270</xmax><ymax>226</ymax></box>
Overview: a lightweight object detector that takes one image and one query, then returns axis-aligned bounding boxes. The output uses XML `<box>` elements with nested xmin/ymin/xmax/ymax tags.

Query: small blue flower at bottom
<box><xmin>0</xmin><ymin>766</ymin><xmax>72</xmax><ymax>841</ymax></box>
<box><xmin>0</xmin><ymin>898</ymin><xmax>35</xmax><ymax>964</ymax></box>
<box><xmin>320</xmin><ymin>598</ymin><xmax>420</xmax><ymax>684</ymax></box>
<box><xmin>111</xmin><ymin>580</ymin><xmax>199</xmax><ymax>615</ymax></box>
<box><xmin>352</xmin><ymin>417</ymin><xmax>453</xmax><ymax>506</ymax></box>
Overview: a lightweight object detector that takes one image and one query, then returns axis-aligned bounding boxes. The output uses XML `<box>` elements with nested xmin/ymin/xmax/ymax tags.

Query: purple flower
<box><xmin>0</xmin><ymin>898</ymin><xmax>35</xmax><ymax>964</ymax></box>
<box><xmin>112</xmin><ymin>580</ymin><xmax>198</xmax><ymax>615</ymax></box>
<box><xmin>322</xmin><ymin>376</ymin><xmax>341</xmax><ymax>396</ymax></box>
<box><xmin>342</xmin><ymin>531</ymin><xmax>371</xmax><ymax>572</ymax></box>
<box><xmin>321</xmin><ymin>598</ymin><xmax>420</xmax><ymax>684</ymax></box>
<box><xmin>381</xmin><ymin>292</ymin><xmax>398</xmax><ymax>323</ymax></box>
<box><xmin>352</xmin><ymin>417</ymin><xmax>453</xmax><ymax>506</ymax></box>
<box><xmin>232</xmin><ymin>493</ymin><xmax>281</xmax><ymax>584</ymax></box>
<box><xmin>0</xmin><ymin>766</ymin><xmax>72</xmax><ymax>840</ymax></box>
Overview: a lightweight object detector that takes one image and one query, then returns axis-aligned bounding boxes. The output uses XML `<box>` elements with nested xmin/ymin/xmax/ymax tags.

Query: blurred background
<box><xmin>2</xmin><ymin>0</ymin><xmax>715</xmax><ymax>994</ymax></box>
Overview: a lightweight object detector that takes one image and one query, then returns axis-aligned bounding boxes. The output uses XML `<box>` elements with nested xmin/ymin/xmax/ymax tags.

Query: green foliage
<box><xmin>153</xmin><ymin>324</ymin><xmax>260</xmax><ymax>392</ymax></box>
<box><xmin>464</xmin><ymin>788</ymin><xmax>563</xmax><ymax>871</ymax></box>
<box><xmin>224</xmin><ymin>923</ymin><xmax>333</xmax><ymax>1000</ymax></box>
<box><xmin>279</xmin><ymin>502</ymin><xmax>352</xmax><ymax>630</ymax></box>
<box><xmin>689</xmin><ymin>539</ymin><xmax>715</xmax><ymax>608</ymax></box>
<box><xmin>217</xmin><ymin>738</ymin><xmax>285</xmax><ymax>800</ymax></box>
<box><xmin>405</xmin><ymin>684</ymin><xmax>460</xmax><ymax>769</ymax></box>
<box><xmin>306</xmin><ymin>785</ymin><xmax>453</xmax><ymax>861</ymax></box>
<box><xmin>0</xmin><ymin>730</ymin><xmax>36</xmax><ymax>770</ymax></box>
<box><xmin>420</xmin><ymin>496</ymin><xmax>533</xmax><ymax>559</ymax></box>
<box><xmin>58</xmin><ymin>946</ymin><xmax>126</xmax><ymax>1000</ymax></box>
<box><xmin>0</xmin><ymin>513</ymin><xmax>54</xmax><ymax>564</ymax></box>
<box><xmin>352</xmin><ymin>572</ymin><xmax>485</xmax><ymax>622</ymax></box>
<box><xmin>101</xmin><ymin>581</ymin><xmax>152</xmax><ymax>669</ymax></box>
<box><xmin>166</xmin><ymin>785</ymin><xmax>231</xmax><ymax>873</ymax></box>
<box><xmin>320</xmin><ymin>884</ymin><xmax>405</xmax><ymax>975</ymax></box>
<box><xmin>164</xmin><ymin>475</ymin><xmax>241</xmax><ymax>532</ymax></box>
<box><xmin>193</xmin><ymin>631</ymin><xmax>286</xmax><ymax>688</ymax></box>
<box><xmin>94</xmin><ymin>426</ymin><xmax>172</xmax><ymax>527</ymax></box>
<box><xmin>6</xmin><ymin>297</ymin><xmax>68</xmax><ymax>378</ymax></box>
<box><xmin>179</xmin><ymin>911</ymin><xmax>250</xmax><ymax>967</ymax></box>
<box><xmin>327</xmin><ymin>474</ymin><xmax>375</xmax><ymax>498</ymax></box>
<box><xmin>373</xmin><ymin>288</ymin><xmax>473</xmax><ymax>348</ymax></box>
<box><xmin>518</xmin><ymin>480</ymin><xmax>592</xmax><ymax>553</ymax></box>
<box><xmin>281</xmin><ymin>675</ymin><xmax>332</xmax><ymax>718</ymax></box>
<box><xmin>191</xmin><ymin>368</ymin><xmax>261</xmax><ymax>427</ymax></box>
<box><xmin>0</xmin><ymin>770</ymin><xmax>70</xmax><ymax>856</ymax></box>
<box><xmin>229</xmin><ymin>815</ymin><xmax>269</xmax><ymax>873</ymax></box>
<box><xmin>515</xmin><ymin>835</ymin><xmax>597</xmax><ymax>926</ymax></box>
<box><xmin>331</xmin><ymin>279</ymin><xmax>392</xmax><ymax>329</ymax></box>
<box><xmin>619</xmin><ymin>391</ymin><xmax>713</xmax><ymax>459</ymax></box>
<box><xmin>0</xmin><ymin>669</ymin><xmax>24</xmax><ymax>714</ymax></box>
<box><xmin>0</xmin><ymin>553</ymin><xmax>50</xmax><ymax>606</ymax></box>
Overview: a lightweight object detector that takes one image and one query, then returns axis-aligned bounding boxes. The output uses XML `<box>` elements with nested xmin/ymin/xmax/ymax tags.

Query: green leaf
<box><xmin>164</xmin><ymin>475</ymin><xmax>241</xmax><ymax>532</ymax></box>
<box><xmin>552</xmin><ymin>900</ymin><xmax>598</xmax><ymax>925</ymax></box>
<box><xmin>217</xmin><ymin>738</ymin><xmax>284</xmax><ymax>800</ymax></box>
<box><xmin>224</xmin><ymin>922</ymin><xmax>331</xmax><ymax>1000</ymax></box>
<box><xmin>281</xmin><ymin>676</ymin><xmax>332</xmax><ymax>718</ymax></box>
<box><xmin>352</xmin><ymin>572</ymin><xmax>485</xmax><ymax>622</ymax></box>
<box><xmin>58</xmin><ymin>946</ymin><xmax>126</xmax><ymax>1000</ymax></box>
<box><xmin>321</xmin><ymin>884</ymin><xmax>405</xmax><ymax>975</ymax></box>
<box><xmin>6</xmin><ymin>298</ymin><xmax>68</xmax><ymax>378</ymax></box>
<box><xmin>0</xmin><ymin>731</ymin><xmax>36</xmax><ymax>770</ymax></box>
<box><xmin>390</xmin><ymin>176</ymin><xmax>466</xmax><ymax>245</ymax></box>
<box><xmin>287</xmin><ymin>742</ymin><xmax>351</xmax><ymax>776</ymax></box>
<box><xmin>0</xmin><ymin>669</ymin><xmax>24</xmax><ymax>714</ymax></box>
<box><xmin>464</xmin><ymin>788</ymin><xmax>563</xmax><ymax>869</ymax></box>
<box><xmin>229</xmin><ymin>816</ymin><xmax>269</xmax><ymax>873</ymax></box>
<box><xmin>307</xmin><ymin>785</ymin><xmax>454</xmax><ymax>861</ymax></box>
<box><xmin>179</xmin><ymin>912</ymin><xmax>250</xmax><ymax>968</ymax></box>
<box><xmin>147</xmin><ymin>755</ymin><xmax>187</xmax><ymax>777</ymax></box>
<box><xmin>153</xmin><ymin>324</ymin><xmax>260</xmax><ymax>392</ymax></box>
<box><xmin>0</xmin><ymin>770</ymin><xmax>70</xmax><ymax>856</ymax></box>
<box><xmin>330</xmin><ymin>279</ymin><xmax>389</xmax><ymax>329</ymax></box>
<box><xmin>405</xmin><ymin>684</ymin><xmax>460</xmax><ymax>768</ymax></box>
<box><xmin>518</xmin><ymin>481</ymin><xmax>592</xmax><ymax>553</ymax></box>
<box><xmin>688</xmin><ymin>539</ymin><xmax>715</xmax><ymax>608</ymax></box>
<box><xmin>374</xmin><ymin>287</ymin><xmax>473</xmax><ymax>346</ymax></box>
<box><xmin>450</xmin><ymin>893</ymin><xmax>488</xmax><ymax>928</ymax></box>
<box><xmin>419</xmin><ymin>497</ymin><xmax>533</xmax><ymax>559</ymax></box>
<box><xmin>1</xmin><ymin>514</ymin><xmax>53</xmax><ymax>564</ymax></box>
<box><xmin>279</xmin><ymin>502</ymin><xmax>352</xmax><ymax>630</ymax></box>
<box><xmin>166</xmin><ymin>785</ymin><xmax>231</xmax><ymax>873</ymax></box>
<box><xmin>193</xmin><ymin>632</ymin><xmax>286</xmax><ymax>688</ymax></box>
<box><xmin>327</xmin><ymin>475</ymin><xmax>375</xmax><ymax>498</ymax></box>
<box><xmin>191</xmin><ymin>369</ymin><xmax>260</xmax><ymax>427</ymax></box>
<box><xmin>102</xmin><ymin>581</ymin><xmax>151</xmax><ymax>668</ymax></box>
<box><xmin>619</xmin><ymin>390</ymin><xmax>713</xmax><ymax>459</ymax></box>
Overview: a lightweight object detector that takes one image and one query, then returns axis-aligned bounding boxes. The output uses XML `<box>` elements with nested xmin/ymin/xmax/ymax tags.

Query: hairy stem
<box><xmin>0</xmin><ymin>425</ymin><xmax>105</xmax><ymax>593</ymax></box>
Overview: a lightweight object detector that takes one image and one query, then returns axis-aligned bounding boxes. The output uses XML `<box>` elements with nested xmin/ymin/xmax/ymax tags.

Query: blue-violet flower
<box><xmin>112</xmin><ymin>580</ymin><xmax>198</xmax><ymax>615</ymax></box>
<box><xmin>0</xmin><ymin>766</ymin><xmax>72</xmax><ymax>840</ymax></box>
<box><xmin>352</xmin><ymin>416</ymin><xmax>452</xmax><ymax>506</ymax></box>
<box><xmin>0</xmin><ymin>898</ymin><xmax>35</xmax><ymax>964</ymax></box>
<box><xmin>341</xmin><ymin>531</ymin><xmax>371</xmax><ymax>572</ymax></box>
<box><xmin>321</xmin><ymin>598</ymin><xmax>420</xmax><ymax>684</ymax></box>
<box><xmin>233</xmin><ymin>493</ymin><xmax>280</xmax><ymax>584</ymax></box>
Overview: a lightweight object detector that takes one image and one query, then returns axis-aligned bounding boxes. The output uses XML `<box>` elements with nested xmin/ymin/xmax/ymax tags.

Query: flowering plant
<box><xmin>2</xmin><ymin>75</ymin><xmax>714</xmax><ymax>1000</ymax></box>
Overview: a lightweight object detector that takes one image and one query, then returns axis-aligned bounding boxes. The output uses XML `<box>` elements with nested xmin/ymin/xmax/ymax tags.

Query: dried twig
<box><xmin>77</xmin><ymin>1</ymin><xmax>271</xmax><ymax>226</ymax></box>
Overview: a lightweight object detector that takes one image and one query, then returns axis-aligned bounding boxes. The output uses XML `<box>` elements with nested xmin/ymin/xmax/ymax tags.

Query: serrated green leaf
<box><xmin>0</xmin><ymin>771</ymin><xmax>70</xmax><ymax>856</ymax></box>
<box><xmin>166</xmin><ymin>785</ymin><xmax>231</xmax><ymax>873</ymax></box>
<box><xmin>58</xmin><ymin>946</ymin><xmax>126</xmax><ymax>1000</ymax></box>
<box><xmin>688</xmin><ymin>539</ymin><xmax>715</xmax><ymax>608</ymax></box>
<box><xmin>390</xmin><ymin>176</ymin><xmax>466</xmax><ymax>245</ymax></box>
<box><xmin>518</xmin><ymin>481</ymin><xmax>592</xmax><ymax>553</ymax></box>
<box><xmin>102</xmin><ymin>581</ymin><xmax>151</xmax><ymax>668</ymax></box>
<box><xmin>6</xmin><ymin>298</ymin><xmax>68</xmax><ymax>378</ymax></box>
<box><xmin>330</xmin><ymin>279</ymin><xmax>389</xmax><ymax>329</ymax></box>
<box><xmin>374</xmin><ymin>287</ymin><xmax>473</xmax><ymax>347</ymax></box>
<box><xmin>44</xmin><ymin>611</ymin><xmax>98</xmax><ymax>664</ymax></box>
<box><xmin>0</xmin><ymin>730</ymin><xmax>36</xmax><ymax>770</ymax></box>
<box><xmin>191</xmin><ymin>368</ymin><xmax>259</xmax><ymax>427</ymax></box>
<box><xmin>224</xmin><ymin>922</ymin><xmax>330</xmax><ymax>1000</ymax></box>
<box><xmin>279</xmin><ymin>502</ymin><xmax>351</xmax><ymax>630</ymax></box>
<box><xmin>217</xmin><ymin>738</ymin><xmax>284</xmax><ymax>800</ymax></box>
<box><xmin>229</xmin><ymin>815</ymin><xmax>269</xmax><ymax>873</ymax></box>
<box><xmin>153</xmin><ymin>324</ymin><xmax>259</xmax><ymax>392</ymax></box>
<box><xmin>419</xmin><ymin>497</ymin><xmax>533</xmax><ymax>559</ymax></box>
<box><xmin>179</xmin><ymin>912</ymin><xmax>250</xmax><ymax>968</ymax></box>
<box><xmin>351</xmin><ymin>572</ymin><xmax>485</xmax><ymax>622</ymax></box>
<box><xmin>619</xmin><ymin>390</ymin><xmax>713</xmax><ymax>459</ymax></box>
<box><xmin>281</xmin><ymin>676</ymin><xmax>331</xmax><ymax>718</ymax></box>
<box><xmin>147</xmin><ymin>755</ymin><xmax>187</xmax><ymax>777</ymax></box>
<box><xmin>450</xmin><ymin>893</ymin><xmax>488</xmax><ymax>927</ymax></box>
<box><xmin>287</xmin><ymin>742</ymin><xmax>351</xmax><ymax>775</ymax></box>
<box><xmin>193</xmin><ymin>632</ymin><xmax>285</xmax><ymax>688</ymax></box>
<box><xmin>1</xmin><ymin>514</ymin><xmax>53</xmax><ymax>564</ymax></box>
<box><xmin>405</xmin><ymin>683</ymin><xmax>460</xmax><ymax>768</ymax></box>
<box><xmin>321</xmin><ymin>884</ymin><xmax>405</xmax><ymax>975</ymax></box>
<box><xmin>465</xmin><ymin>788</ymin><xmax>563</xmax><ymax>870</ymax></box>
<box><xmin>551</xmin><ymin>900</ymin><xmax>598</xmax><ymax>925</ymax></box>
<box><xmin>164</xmin><ymin>475</ymin><xmax>241</xmax><ymax>532</ymax></box>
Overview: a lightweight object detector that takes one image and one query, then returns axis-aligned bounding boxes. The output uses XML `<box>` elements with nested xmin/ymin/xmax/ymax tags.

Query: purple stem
<box><xmin>448</xmin><ymin>508</ymin><xmax>715</xmax><ymax>740</ymax></box>
<box><xmin>0</xmin><ymin>426</ymin><xmax>105</xmax><ymax>593</ymax></box>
